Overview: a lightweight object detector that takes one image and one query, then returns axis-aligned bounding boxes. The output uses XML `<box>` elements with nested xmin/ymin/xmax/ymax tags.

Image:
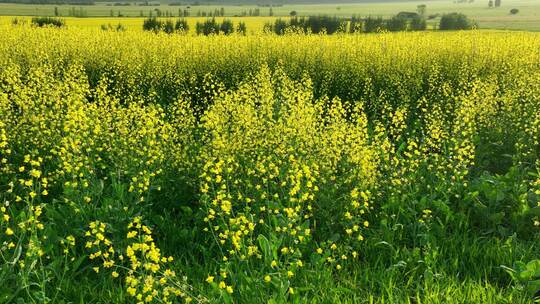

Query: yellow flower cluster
<box><xmin>85</xmin><ymin>217</ymin><xmax>197</xmax><ymax>303</ymax></box>
<box><xmin>198</xmin><ymin>67</ymin><xmax>379</xmax><ymax>293</ymax></box>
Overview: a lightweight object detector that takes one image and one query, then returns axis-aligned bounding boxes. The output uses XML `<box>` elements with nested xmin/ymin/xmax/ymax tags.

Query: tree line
<box><xmin>142</xmin><ymin>17</ymin><xmax>246</xmax><ymax>35</ymax></box>
<box><xmin>264</xmin><ymin>13</ymin><xmax>474</xmax><ymax>35</ymax></box>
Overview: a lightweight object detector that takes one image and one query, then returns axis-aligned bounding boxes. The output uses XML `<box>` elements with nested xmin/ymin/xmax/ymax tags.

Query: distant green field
<box><xmin>1</xmin><ymin>0</ymin><xmax>539</xmax><ymax>31</ymax></box>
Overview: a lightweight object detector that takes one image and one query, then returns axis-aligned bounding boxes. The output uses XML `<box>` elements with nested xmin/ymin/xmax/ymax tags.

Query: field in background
<box><xmin>1</xmin><ymin>0</ymin><xmax>540</xmax><ymax>31</ymax></box>
<box><xmin>2</xmin><ymin>16</ymin><xmax>279</xmax><ymax>32</ymax></box>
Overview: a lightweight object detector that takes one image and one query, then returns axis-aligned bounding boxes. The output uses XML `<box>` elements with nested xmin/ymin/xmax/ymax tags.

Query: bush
<box><xmin>386</xmin><ymin>16</ymin><xmax>407</xmax><ymax>32</ymax></box>
<box><xmin>439</xmin><ymin>13</ymin><xmax>475</xmax><ymax>30</ymax></box>
<box><xmin>175</xmin><ymin>19</ymin><xmax>189</xmax><ymax>32</ymax></box>
<box><xmin>101</xmin><ymin>23</ymin><xmax>126</xmax><ymax>32</ymax></box>
<box><xmin>307</xmin><ymin>16</ymin><xmax>346</xmax><ymax>34</ymax></box>
<box><xmin>163</xmin><ymin>20</ymin><xmax>174</xmax><ymax>34</ymax></box>
<box><xmin>31</xmin><ymin>17</ymin><xmax>65</xmax><ymax>28</ymax></box>
<box><xmin>267</xmin><ymin>16</ymin><xmax>347</xmax><ymax>35</ymax></box>
<box><xmin>349</xmin><ymin>16</ymin><xmax>363</xmax><ymax>33</ymax></box>
<box><xmin>410</xmin><ymin>16</ymin><xmax>427</xmax><ymax>31</ymax></box>
<box><xmin>364</xmin><ymin>16</ymin><xmax>386</xmax><ymax>33</ymax></box>
<box><xmin>195</xmin><ymin>18</ymin><xmax>239</xmax><ymax>36</ymax></box>
<box><xmin>142</xmin><ymin>17</ymin><xmax>160</xmax><ymax>32</ymax></box>
<box><xmin>11</xmin><ymin>18</ymin><xmax>27</xmax><ymax>26</ymax></box>
<box><xmin>236</xmin><ymin>21</ymin><xmax>246</xmax><ymax>35</ymax></box>
<box><xmin>116</xmin><ymin>23</ymin><xmax>126</xmax><ymax>32</ymax></box>
<box><xmin>143</xmin><ymin>17</ymin><xmax>189</xmax><ymax>34</ymax></box>
<box><xmin>196</xmin><ymin>18</ymin><xmax>219</xmax><ymax>35</ymax></box>
<box><xmin>510</xmin><ymin>8</ymin><xmax>519</xmax><ymax>15</ymax></box>
<box><xmin>219</xmin><ymin>19</ymin><xmax>234</xmax><ymax>35</ymax></box>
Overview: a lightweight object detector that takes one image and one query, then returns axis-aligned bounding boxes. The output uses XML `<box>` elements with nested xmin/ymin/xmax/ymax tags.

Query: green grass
<box><xmin>0</xmin><ymin>0</ymin><xmax>540</xmax><ymax>31</ymax></box>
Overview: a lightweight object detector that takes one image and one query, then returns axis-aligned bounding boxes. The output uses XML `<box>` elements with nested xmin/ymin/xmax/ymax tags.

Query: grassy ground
<box><xmin>0</xmin><ymin>0</ymin><xmax>539</xmax><ymax>31</ymax></box>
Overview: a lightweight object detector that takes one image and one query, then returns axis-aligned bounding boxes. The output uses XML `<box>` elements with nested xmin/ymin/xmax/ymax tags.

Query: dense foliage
<box><xmin>439</xmin><ymin>12</ymin><xmax>475</xmax><ymax>30</ymax></box>
<box><xmin>143</xmin><ymin>17</ymin><xmax>189</xmax><ymax>34</ymax></box>
<box><xmin>195</xmin><ymin>18</ymin><xmax>241</xmax><ymax>35</ymax></box>
<box><xmin>0</xmin><ymin>27</ymin><xmax>539</xmax><ymax>303</ymax></box>
<box><xmin>265</xmin><ymin>15</ymin><xmax>429</xmax><ymax>35</ymax></box>
<box><xmin>30</xmin><ymin>16</ymin><xmax>65</xmax><ymax>27</ymax></box>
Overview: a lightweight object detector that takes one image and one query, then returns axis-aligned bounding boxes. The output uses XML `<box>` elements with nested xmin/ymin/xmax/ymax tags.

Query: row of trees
<box><xmin>264</xmin><ymin>15</ymin><xmax>428</xmax><ymax>35</ymax></box>
<box><xmin>195</xmin><ymin>18</ymin><xmax>246</xmax><ymax>35</ymax></box>
<box><xmin>142</xmin><ymin>17</ymin><xmax>188</xmax><ymax>34</ymax></box>
<box><xmin>264</xmin><ymin>13</ymin><xmax>474</xmax><ymax>35</ymax></box>
<box><xmin>142</xmin><ymin>18</ymin><xmax>246</xmax><ymax>36</ymax></box>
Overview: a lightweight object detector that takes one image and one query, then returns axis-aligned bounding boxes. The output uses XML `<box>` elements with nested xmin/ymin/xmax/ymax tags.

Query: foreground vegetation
<box><xmin>0</xmin><ymin>26</ymin><xmax>539</xmax><ymax>303</ymax></box>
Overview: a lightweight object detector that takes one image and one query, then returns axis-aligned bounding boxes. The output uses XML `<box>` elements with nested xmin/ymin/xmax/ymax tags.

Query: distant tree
<box><xmin>110</xmin><ymin>9</ymin><xmax>113</xmax><ymax>17</ymax></box>
<box><xmin>220</xmin><ymin>7</ymin><xmax>225</xmax><ymax>17</ymax></box>
<box><xmin>439</xmin><ymin>12</ymin><xmax>474</xmax><ymax>30</ymax></box>
<box><xmin>196</xmin><ymin>18</ymin><xmax>218</xmax><ymax>35</ymax></box>
<box><xmin>349</xmin><ymin>15</ymin><xmax>363</xmax><ymax>33</ymax></box>
<box><xmin>417</xmin><ymin>4</ymin><xmax>426</xmax><ymax>17</ymax></box>
<box><xmin>386</xmin><ymin>16</ymin><xmax>407</xmax><ymax>32</ymax></box>
<box><xmin>31</xmin><ymin>17</ymin><xmax>65</xmax><ymax>27</ymax></box>
<box><xmin>269</xmin><ymin>7</ymin><xmax>273</xmax><ymax>16</ymax></box>
<box><xmin>510</xmin><ymin>8</ymin><xmax>519</xmax><ymax>14</ymax></box>
<box><xmin>54</xmin><ymin>6</ymin><xmax>59</xmax><ymax>16</ymax></box>
<box><xmin>163</xmin><ymin>20</ymin><xmax>174</xmax><ymax>34</ymax></box>
<box><xmin>175</xmin><ymin>19</ymin><xmax>189</xmax><ymax>32</ymax></box>
<box><xmin>495</xmin><ymin>0</ymin><xmax>501</xmax><ymax>7</ymax></box>
<box><xmin>488</xmin><ymin>0</ymin><xmax>493</xmax><ymax>8</ymax></box>
<box><xmin>289</xmin><ymin>10</ymin><xmax>297</xmax><ymax>17</ymax></box>
<box><xmin>237</xmin><ymin>21</ymin><xmax>246</xmax><ymax>35</ymax></box>
<box><xmin>220</xmin><ymin>19</ymin><xmax>234</xmax><ymax>34</ymax></box>
<box><xmin>140</xmin><ymin>10</ymin><xmax>144</xmax><ymax>17</ymax></box>
<box><xmin>410</xmin><ymin>15</ymin><xmax>427</xmax><ymax>31</ymax></box>
<box><xmin>364</xmin><ymin>16</ymin><xmax>386</xmax><ymax>33</ymax></box>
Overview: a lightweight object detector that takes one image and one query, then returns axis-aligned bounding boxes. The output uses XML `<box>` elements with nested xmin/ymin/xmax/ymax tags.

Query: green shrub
<box><xmin>163</xmin><ymin>20</ymin><xmax>174</xmax><ymax>34</ymax></box>
<box><xmin>196</xmin><ymin>18</ymin><xmax>220</xmax><ymax>35</ymax></box>
<box><xmin>236</xmin><ymin>21</ymin><xmax>247</xmax><ymax>35</ymax></box>
<box><xmin>386</xmin><ymin>16</ymin><xmax>407</xmax><ymax>32</ymax></box>
<box><xmin>175</xmin><ymin>19</ymin><xmax>189</xmax><ymax>32</ymax></box>
<box><xmin>364</xmin><ymin>16</ymin><xmax>386</xmax><ymax>33</ymax></box>
<box><xmin>142</xmin><ymin>17</ymin><xmax>161</xmax><ymax>32</ymax></box>
<box><xmin>31</xmin><ymin>17</ymin><xmax>65</xmax><ymax>28</ymax></box>
<box><xmin>349</xmin><ymin>16</ymin><xmax>363</xmax><ymax>33</ymax></box>
<box><xmin>143</xmin><ymin>18</ymin><xmax>188</xmax><ymax>34</ymax></box>
<box><xmin>439</xmin><ymin>13</ymin><xmax>475</xmax><ymax>30</ymax></box>
<box><xmin>219</xmin><ymin>19</ymin><xmax>234</xmax><ymax>35</ymax></box>
<box><xmin>11</xmin><ymin>18</ymin><xmax>27</xmax><ymax>26</ymax></box>
<box><xmin>410</xmin><ymin>16</ymin><xmax>427</xmax><ymax>31</ymax></box>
